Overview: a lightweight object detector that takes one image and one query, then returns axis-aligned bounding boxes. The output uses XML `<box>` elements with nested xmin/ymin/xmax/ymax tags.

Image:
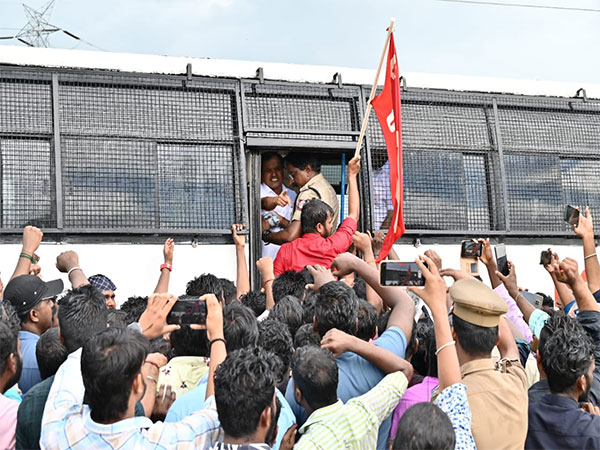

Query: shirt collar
<box><xmin>213</xmin><ymin>443</ymin><xmax>271</xmax><ymax>450</ymax></box>
<box><xmin>299</xmin><ymin>399</ymin><xmax>343</xmax><ymax>435</ymax></box>
<box><xmin>460</xmin><ymin>358</ymin><xmax>497</xmax><ymax>377</ymax></box>
<box><xmin>300</xmin><ymin>173</ymin><xmax>324</xmax><ymax>191</ymax></box>
<box><xmin>18</xmin><ymin>330</ymin><xmax>40</xmax><ymax>340</ymax></box>
<box><xmin>83</xmin><ymin>405</ymin><xmax>153</xmax><ymax>435</ymax></box>
<box><xmin>541</xmin><ymin>393</ymin><xmax>580</xmax><ymax>408</ymax></box>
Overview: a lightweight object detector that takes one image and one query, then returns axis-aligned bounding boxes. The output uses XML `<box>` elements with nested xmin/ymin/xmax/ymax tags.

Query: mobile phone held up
<box><xmin>519</xmin><ymin>291</ymin><xmax>543</xmax><ymax>309</ymax></box>
<box><xmin>460</xmin><ymin>239</ymin><xmax>482</xmax><ymax>258</ymax></box>
<box><xmin>564</xmin><ymin>205</ymin><xmax>580</xmax><ymax>226</ymax></box>
<box><xmin>540</xmin><ymin>250</ymin><xmax>552</xmax><ymax>266</ymax></box>
<box><xmin>495</xmin><ymin>243</ymin><xmax>509</xmax><ymax>277</ymax></box>
<box><xmin>380</xmin><ymin>261</ymin><xmax>426</xmax><ymax>287</ymax></box>
<box><xmin>167</xmin><ymin>295</ymin><xmax>207</xmax><ymax>325</ymax></box>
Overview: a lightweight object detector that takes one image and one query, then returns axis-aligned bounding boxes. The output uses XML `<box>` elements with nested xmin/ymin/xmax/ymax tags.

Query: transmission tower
<box><xmin>15</xmin><ymin>0</ymin><xmax>58</xmax><ymax>47</ymax></box>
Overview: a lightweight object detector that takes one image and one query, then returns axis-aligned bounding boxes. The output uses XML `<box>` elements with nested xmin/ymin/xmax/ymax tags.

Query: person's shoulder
<box><xmin>374</xmin><ymin>326</ymin><xmax>407</xmax><ymax>353</ymax></box>
<box><xmin>0</xmin><ymin>394</ymin><xmax>19</xmax><ymax>415</ymax></box>
<box><xmin>22</xmin><ymin>376</ymin><xmax>54</xmax><ymax>399</ymax></box>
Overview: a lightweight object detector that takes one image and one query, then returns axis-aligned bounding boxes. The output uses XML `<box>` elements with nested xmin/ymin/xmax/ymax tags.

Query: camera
<box><xmin>540</xmin><ymin>250</ymin><xmax>552</xmax><ymax>266</ymax></box>
<box><xmin>460</xmin><ymin>240</ymin><xmax>482</xmax><ymax>258</ymax></box>
<box><xmin>167</xmin><ymin>295</ymin><xmax>207</xmax><ymax>325</ymax></box>
<box><xmin>380</xmin><ymin>261</ymin><xmax>426</xmax><ymax>287</ymax></box>
<box><xmin>564</xmin><ymin>205</ymin><xmax>580</xmax><ymax>226</ymax></box>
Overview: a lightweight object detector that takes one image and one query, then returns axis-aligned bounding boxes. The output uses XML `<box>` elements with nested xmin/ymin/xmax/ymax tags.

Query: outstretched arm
<box><xmin>263</xmin><ymin>221</ymin><xmax>301</xmax><ymax>245</ymax></box>
<box><xmin>56</xmin><ymin>251</ymin><xmax>90</xmax><ymax>288</ymax></box>
<box><xmin>205</xmin><ymin>294</ymin><xmax>226</xmax><ymax>400</ymax></box>
<box><xmin>554</xmin><ymin>257</ymin><xmax>600</xmax><ymax>312</ymax></box>
<box><xmin>257</xmin><ymin>257</ymin><xmax>275</xmax><ymax>311</ymax></box>
<box><xmin>347</xmin><ymin>156</ymin><xmax>361</xmax><ymax>222</ymax></box>
<box><xmin>153</xmin><ymin>238</ymin><xmax>174</xmax><ymax>294</ymax></box>
<box><xmin>574</xmin><ymin>207</ymin><xmax>600</xmax><ymax>294</ymax></box>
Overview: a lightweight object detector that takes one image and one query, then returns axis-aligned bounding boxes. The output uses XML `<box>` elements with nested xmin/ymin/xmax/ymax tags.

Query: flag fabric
<box><xmin>372</xmin><ymin>33</ymin><xmax>404</xmax><ymax>263</ymax></box>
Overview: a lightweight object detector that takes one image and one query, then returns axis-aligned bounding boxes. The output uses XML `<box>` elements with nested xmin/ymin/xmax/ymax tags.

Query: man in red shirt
<box><xmin>273</xmin><ymin>156</ymin><xmax>361</xmax><ymax>276</ymax></box>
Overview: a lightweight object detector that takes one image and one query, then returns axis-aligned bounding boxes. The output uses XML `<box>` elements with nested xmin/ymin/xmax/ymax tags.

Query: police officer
<box><xmin>263</xmin><ymin>152</ymin><xmax>339</xmax><ymax>246</ymax></box>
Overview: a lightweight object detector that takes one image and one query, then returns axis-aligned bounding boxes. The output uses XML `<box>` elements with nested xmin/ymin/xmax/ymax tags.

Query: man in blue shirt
<box><xmin>527</xmin><ymin>259</ymin><xmax>600</xmax><ymax>449</ymax></box>
<box><xmin>3</xmin><ymin>275</ymin><xmax>63</xmax><ymax>394</ymax></box>
<box><xmin>285</xmin><ymin>259</ymin><xmax>415</xmax><ymax>450</ymax></box>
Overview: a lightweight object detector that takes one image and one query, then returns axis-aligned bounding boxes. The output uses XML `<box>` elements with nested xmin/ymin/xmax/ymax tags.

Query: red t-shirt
<box><xmin>273</xmin><ymin>217</ymin><xmax>358</xmax><ymax>276</ymax></box>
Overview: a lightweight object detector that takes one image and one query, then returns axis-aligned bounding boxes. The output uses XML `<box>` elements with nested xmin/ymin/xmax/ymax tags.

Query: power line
<box><xmin>431</xmin><ymin>0</ymin><xmax>600</xmax><ymax>12</ymax></box>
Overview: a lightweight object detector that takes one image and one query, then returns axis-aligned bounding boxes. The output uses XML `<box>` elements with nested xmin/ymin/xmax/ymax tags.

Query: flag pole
<box><xmin>353</xmin><ymin>18</ymin><xmax>396</xmax><ymax>160</ymax></box>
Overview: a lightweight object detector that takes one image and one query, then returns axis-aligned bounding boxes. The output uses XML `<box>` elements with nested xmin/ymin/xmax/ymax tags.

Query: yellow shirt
<box><xmin>292</xmin><ymin>173</ymin><xmax>339</xmax><ymax>226</ymax></box>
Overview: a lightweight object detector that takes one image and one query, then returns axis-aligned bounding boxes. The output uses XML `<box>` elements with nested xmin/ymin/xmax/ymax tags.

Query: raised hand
<box><xmin>478</xmin><ymin>238</ymin><xmax>495</xmax><ymax>267</ymax></box>
<box><xmin>305</xmin><ymin>264</ymin><xmax>336</xmax><ymax>291</ymax></box>
<box><xmin>56</xmin><ymin>250</ymin><xmax>80</xmax><ymax>273</ymax></box>
<box><xmin>204</xmin><ymin>293</ymin><xmax>223</xmax><ymax>341</ymax></box>
<box><xmin>231</xmin><ymin>224</ymin><xmax>246</xmax><ymax>247</ymax></box>
<box><xmin>138</xmin><ymin>293</ymin><xmax>180</xmax><ymax>339</ymax></box>
<box><xmin>331</xmin><ymin>252</ymin><xmax>360</xmax><ymax>278</ymax></box>
<box><xmin>348</xmin><ymin>156</ymin><xmax>361</xmax><ymax>177</ymax></box>
<box><xmin>321</xmin><ymin>328</ymin><xmax>355</xmax><ymax>357</ymax></box>
<box><xmin>554</xmin><ymin>258</ymin><xmax>583</xmax><ymax>287</ymax></box>
<box><xmin>22</xmin><ymin>225</ymin><xmax>43</xmax><ymax>255</ymax></box>
<box><xmin>407</xmin><ymin>255</ymin><xmax>448</xmax><ymax>314</ymax></box>
<box><xmin>352</xmin><ymin>231</ymin><xmax>373</xmax><ymax>255</ymax></box>
<box><xmin>574</xmin><ymin>206</ymin><xmax>594</xmax><ymax>239</ymax></box>
<box><xmin>163</xmin><ymin>238</ymin><xmax>174</xmax><ymax>265</ymax></box>
<box><xmin>424</xmin><ymin>249</ymin><xmax>442</xmax><ymax>271</ymax></box>
<box><xmin>495</xmin><ymin>260</ymin><xmax>519</xmax><ymax>297</ymax></box>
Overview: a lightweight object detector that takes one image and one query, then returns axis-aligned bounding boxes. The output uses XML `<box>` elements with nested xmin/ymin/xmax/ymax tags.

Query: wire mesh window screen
<box><xmin>59</xmin><ymin>79</ymin><xmax>237</xmax><ymax>141</ymax></box>
<box><xmin>1</xmin><ymin>138</ymin><xmax>55</xmax><ymax>228</ymax></box>
<box><xmin>560</xmin><ymin>158</ymin><xmax>600</xmax><ymax>231</ymax></box>
<box><xmin>157</xmin><ymin>144</ymin><xmax>236</xmax><ymax>229</ymax></box>
<box><xmin>242</xmin><ymin>82</ymin><xmax>360</xmax><ymax>140</ymax></box>
<box><xmin>0</xmin><ymin>77</ymin><xmax>52</xmax><ymax>134</ymax></box>
<box><xmin>498</xmin><ymin>106</ymin><xmax>600</xmax><ymax>154</ymax></box>
<box><xmin>368</xmin><ymin>88</ymin><xmax>495</xmax><ymax>231</ymax></box>
<box><xmin>62</xmin><ymin>138</ymin><xmax>158</xmax><ymax>228</ymax></box>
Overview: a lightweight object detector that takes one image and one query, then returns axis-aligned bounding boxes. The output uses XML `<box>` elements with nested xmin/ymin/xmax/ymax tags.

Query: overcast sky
<box><xmin>0</xmin><ymin>0</ymin><xmax>598</xmax><ymax>83</ymax></box>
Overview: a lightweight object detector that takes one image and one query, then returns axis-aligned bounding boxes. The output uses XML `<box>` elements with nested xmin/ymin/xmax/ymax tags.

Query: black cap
<box><xmin>4</xmin><ymin>275</ymin><xmax>64</xmax><ymax>316</ymax></box>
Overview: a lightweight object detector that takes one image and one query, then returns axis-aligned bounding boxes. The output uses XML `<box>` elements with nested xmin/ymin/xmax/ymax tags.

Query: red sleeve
<box><xmin>273</xmin><ymin>245</ymin><xmax>287</xmax><ymax>277</ymax></box>
<box><xmin>326</xmin><ymin>218</ymin><xmax>358</xmax><ymax>254</ymax></box>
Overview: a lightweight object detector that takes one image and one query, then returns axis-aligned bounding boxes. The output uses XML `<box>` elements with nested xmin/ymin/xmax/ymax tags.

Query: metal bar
<box><xmin>244</xmin><ymin>127</ymin><xmax>360</xmax><ymax>137</ymax></box>
<box><xmin>492</xmin><ymin>98</ymin><xmax>511</xmax><ymax>232</ymax></box>
<box><xmin>0</xmin><ymin>139</ymin><xmax>3</xmax><ymax>228</ymax></box>
<box><xmin>249</xmin><ymin>152</ymin><xmax>262</xmax><ymax>290</ymax></box>
<box><xmin>0</xmin><ymin>227</ymin><xmax>236</xmax><ymax>235</ymax></box>
<box><xmin>245</xmin><ymin>137</ymin><xmax>356</xmax><ymax>150</ymax></box>
<box><xmin>387</xmin><ymin>229</ymin><xmax>576</xmax><ymax>237</ymax></box>
<box><xmin>152</xmin><ymin>142</ymin><xmax>161</xmax><ymax>228</ymax></box>
<box><xmin>55</xmin><ymin>135</ymin><xmax>236</xmax><ymax>145</ymax></box>
<box><xmin>51</xmin><ymin>73</ymin><xmax>64</xmax><ymax>229</ymax></box>
<box><xmin>0</xmin><ymin>132</ymin><xmax>53</xmax><ymax>140</ymax></box>
<box><xmin>241</xmin><ymin>78</ymin><xmax>364</xmax><ymax>93</ymax></box>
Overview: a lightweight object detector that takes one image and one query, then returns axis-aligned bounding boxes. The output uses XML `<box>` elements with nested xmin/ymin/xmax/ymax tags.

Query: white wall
<box><xmin>0</xmin><ymin>240</ymin><xmax>587</xmax><ymax>306</ymax></box>
<box><xmin>0</xmin><ymin>243</ymin><xmax>243</xmax><ymax>307</ymax></box>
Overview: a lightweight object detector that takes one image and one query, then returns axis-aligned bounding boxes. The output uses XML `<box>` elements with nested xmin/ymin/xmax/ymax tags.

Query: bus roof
<box><xmin>0</xmin><ymin>44</ymin><xmax>598</xmax><ymax>99</ymax></box>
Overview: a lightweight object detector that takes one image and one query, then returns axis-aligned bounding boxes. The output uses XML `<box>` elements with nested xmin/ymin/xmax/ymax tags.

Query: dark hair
<box><xmin>284</xmin><ymin>152</ymin><xmax>321</xmax><ymax>173</ymax></box>
<box><xmin>262</xmin><ymin>152</ymin><xmax>283</xmax><ymax>166</ymax></box>
<box><xmin>294</xmin><ymin>323</ymin><xmax>321</xmax><ymax>349</ymax></box>
<box><xmin>240</xmin><ymin>290</ymin><xmax>266</xmax><ymax>317</ymax></box>
<box><xmin>81</xmin><ymin>327</ymin><xmax>149</xmax><ymax>423</ymax></box>
<box><xmin>214</xmin><ymin>347</ymin><xmax>278</xmax><ymax>439</ymax></box>
<box><xmin>393</xmin><ymin>403</ymin><xmax>455</xmax><ymax>450</ymax></box>
<box><xmin>273</xmin><ymin>271</ymin><xmax>307</xmax><ymax>303</ymax></box>
<box><xmin>315</xmin><ymin>281</ymin><xmax>359</xmax><ymax>338</ymax></box>
<box><xmin>186</xmin><ymin>274</ymin><xmax>224</xmax><ymax>301</ymax></box>
<box><xmin>542</xmin><ymin>319</ymin><xmax>594</xmax><ymax>394</ymax></box>
<box><xmin>223</xmin><ymin>302</ymin><xmax>259</xmax><ymax>352</ymax></box>
<box><xmin>353</xmin><ymin>275</ymin><xmax>367</xmax><ymax>300</ymax></box>
<box><xmin>149</xmin><ymin>337</ymin><xmax>173</xmax><ymax>359</ymax></box>
<box><xmin>258</xmin><ymin>320</ymin><xmax>293</xmax><ymax>382</ymax></box>
<box><xmin>269</xmin><ymin>295</ymin><xmax>303</xmax><ymax>338</ymax></box>
<box><xmin>302</xmin><ymin>290</ymin><xmax>317</xmax><ymax>324</ymax></box>
<box><xmin>170</xmin><ymin>326</ymin><xmax>208</xmax><ymax>357</ymax></box>
<box><xmin>0</xmin><ymin>320</ymin><xmax>18</xmax><ymax>377</ymax></box>
<box><xmin>36</xmin><ymin>327</ymin><xmax>68</xmax><ymax>379</ymax></box>
<box><xmin>452</xmin><ymin>314</ymin><xmax>498</xmax><ymax>357</ymax></box>
<box><xmin>378</xmin><ymin>310</ymin><xmax>391</xmax><ymax>333</ymax></box>
<box><xmin>538</xmin><ymin>292</ymin><xmax>555</xmax><ymax>309</ymax></box>
<box><xmin>107</xmin><ymin>309</ymin><xmax>128</xmax><ymax>328</ymax></box>
<box><xmin>58</xmin><ymin>285</ymin><xmax>108</xmax><ymax>353</ymax></box>
<box><xmin>0</xmin><ymin>300</ymin><xmax>21</xmax><ymax>336</ymax></box>
<box><xmin>355</xmin><ymin>300</ymin><xmax>377</xmax><ymax>341</ymax></box>
<box><xmin>405</xmin><ymin>319</ymin><xmax>418</xmax><ymax>360</ymax></box>
<box><xmin>219</xmin><ymin>278</ymin><xmax>237</xmax><ymax>304</ymax></box>
<box><xmin>292</xmin><ymin>346</ymin><xmax>338</xmax><ymax>411</ymax></box>
<box><xmin>119</xmin><ymin>296</ymin><xmax>148</xmax><ymax>325</ymax></box>
<box><xmin>411</xmin><ymin>320</ymin><xmax>438</xmax><ymax>377</ymax></box>
<box><xmin>538</xmin><ymin>313</ymin><xmax>572</xmax><ymax>364</ymax></box>
<box><xmin>300</xmin><ymin>199</ymin><xmax>334</xmax><ymax>235</ymax></box>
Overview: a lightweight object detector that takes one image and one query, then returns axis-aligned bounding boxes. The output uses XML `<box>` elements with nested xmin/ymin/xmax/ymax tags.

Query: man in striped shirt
<box><xmin>291</xmin><ymin>346</ymin><xmax>409</xmax><ymax>450</ymax></box>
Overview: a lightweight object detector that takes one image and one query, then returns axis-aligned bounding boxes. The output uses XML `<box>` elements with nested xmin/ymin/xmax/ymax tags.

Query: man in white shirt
<box><xmin>261</xmin><ymin>152</ymin><xmax>296</xmax><ymax>260</ymax></box>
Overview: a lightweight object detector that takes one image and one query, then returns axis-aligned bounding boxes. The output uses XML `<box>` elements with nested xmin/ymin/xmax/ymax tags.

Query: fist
<box><xmin>56</xmin><ymin>251</ymin><xmax>80</xmax><ymax>273</ymax></box>
<box><xmin>256</xmin><ymin>257</ymin><xmax>274</xmax><ymax>277</ymax></box>
<box><xmin>22</xmin><ymin>226</ymin><xmax>43</xmax><ymax>253</ymax></box>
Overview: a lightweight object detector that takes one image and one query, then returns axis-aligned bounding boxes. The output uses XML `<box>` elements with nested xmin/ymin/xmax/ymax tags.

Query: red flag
<box><xmin>372</xmin><ymin>33</ymin><xmax>404</xmax><ymax>263</ymax></box>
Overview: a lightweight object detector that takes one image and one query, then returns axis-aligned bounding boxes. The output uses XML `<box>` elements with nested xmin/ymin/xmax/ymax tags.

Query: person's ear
<box><xmin>259</xmin><ymin>404</ymin><xmax>271</xmax><ymax>429</ymax></box>
<box><xmin>29</xmin><ymin>308</ymin><xmax>40</xmax><ymax>324</ymax></box>
<box><xmin>58</xmin><ymin>329</ymin><xmax>65</xmax><ymax>346</ymax></box>
<box><xmin>132</xmin><ymin>372</ymin><xmax>145</xmax><ymax>397</ymax></box>
<box><xmin>304</xmin><ymin>164</ymin><xmax>313</xmax><ymax>175</ymax></box>
<box><xmin>315</xmin><ymin>222</ymin><xmax>325</xmax><ymax>235</ymax></box>
<box><xmin>576</xmin><ymin>373</ymin><xmax>587</xmax><ymax>395</ymax></box>
<box><xmin>7</xmin><ymin>352</ymin><xmax>17</xmax><ymax>377</ymax></box>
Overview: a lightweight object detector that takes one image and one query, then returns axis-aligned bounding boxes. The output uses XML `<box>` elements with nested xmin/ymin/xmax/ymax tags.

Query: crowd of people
<box><xmin>0</xmin><ymin>151</ymin><xmax>599</xmax><ymax>449</ymax></box>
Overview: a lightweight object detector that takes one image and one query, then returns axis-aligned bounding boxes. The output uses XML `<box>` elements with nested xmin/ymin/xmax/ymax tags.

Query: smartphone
<box><xmin>460</xmin><ymin>239</ymin><xmax>482</xmax><ymax>258</ymax></box>
<box><xmin>380</xmin><ymin>261</ymin><xmax>426</xmax><ymax>287</ymax></box>
<box><xmin>540</xmin><ymin>250</ymin><xmax>552</xmax><ymax>266</ymax></box>
<box><xmin>167</xmin><ymin>295</ymin><xmax>207</xmax><ymax>325</ymax></box>
<box><xmin>519</xmin><ymin>290</ymin><xmax>543</xmax><ymax>309</ymax></box>
<box><xmin>495</xmin><ymin>243</ymin><xmax>509</xmax><ymax>277</ymax></box>
<box><xmin>460</xmin><ymin>258</ymin><xmax>480</xmax><ymax>276</ymax></box>
<box><xmin>564</xmin><ymin>205</ymin><xmax>580</xmax><ymax>226</ymax></box>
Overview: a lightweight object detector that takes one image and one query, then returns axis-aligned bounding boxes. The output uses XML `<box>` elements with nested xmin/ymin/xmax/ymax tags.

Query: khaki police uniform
<box><xmin>450</xmin><ymin>279</ymin><xmax>529</xmax><ymax>450</ymax></box>
<box><xmin>292</xmin><ymin>173</ymin><xmax>339</xmax><ymax>226</ymax></box>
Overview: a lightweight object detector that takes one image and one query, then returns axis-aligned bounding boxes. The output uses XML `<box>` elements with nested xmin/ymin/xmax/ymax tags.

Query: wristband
<box><xmin>67</xmin><ymin>266</ymin><xmax>82</xmax><ymax>277</ymax></box>
<box><xmin>209</xmin><ymin>337</ymin><xmax>226</xmax><ymax>350</ymax></box>
<box><xmin>585</xmin><ymin>253</ymin><xmax>597</xmax><ymax>260</ymax></box>
<box><xmin>20</xmin><ymin>252</ymin><xmax>37</xmax><ymax>263</ymax></box>
<box><xmin>144</xmin><ymin>360</ymin><xmax>160</xmax><ymax>371</ymax></box>
<box><xmin>160</xmin><ymin>263</ymin><xmax>173</xmax><ymax>272</ymax></box>
<box><xmin>262</xmin><ymin>278</ymin><xmax>274</xmax><ymax>286</ymax></box>
<box><xmin>435</xmin><ymin>340</ymin><xmax>456</xmax><ymax>356</ymax></box>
